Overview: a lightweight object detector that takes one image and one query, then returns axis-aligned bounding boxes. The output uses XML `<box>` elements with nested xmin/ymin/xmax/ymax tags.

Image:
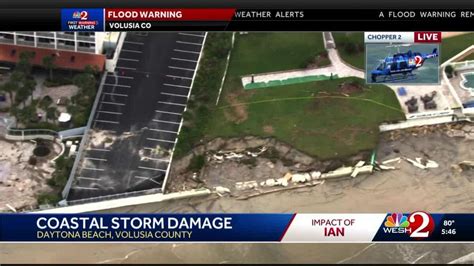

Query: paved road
<box><xmin>68</xmin><ymin>32</ymin><xmax>206</xmax><ymax>201</ymax></box>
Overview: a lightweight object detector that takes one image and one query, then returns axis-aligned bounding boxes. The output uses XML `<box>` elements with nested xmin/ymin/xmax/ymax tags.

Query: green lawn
<box><xmin>224</xmin><ymin>32</ymin><xmax>329</xmax><ymax>93</ymax></box>
<box><xmin>175</xmin><ymin>32</ymin><xmax>404</xmax><ymax>160</ymax></box>
<box><xmin>441</xmin><ymin>33</ymin><xmax>474</xmax><ymax>62</ymax></box>
<box><xmin>229</xmin><ymin>32</ymin><xmax>328</xmax><ymax>74</ymax></box>
<box><xmin>206</xmin><ymin>77</ymin><xmax>404</xmax><ymax>159</ymax></box>
<box><xmin>332</xmin><ymin>32</ymin><xmax>365</xmax><ymax>69</ymax></box>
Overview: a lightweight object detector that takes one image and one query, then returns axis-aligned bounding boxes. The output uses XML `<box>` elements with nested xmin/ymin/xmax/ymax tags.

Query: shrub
<box><xmin>72</xmin><ymin>112</ymin><xmax>88</xmax><ymax>127</ymax></box>
<box><xmin>445</xmin><ymin>65</ymin><xmax>454</xmax><ymax>78</ymax></box>
<box><xmin>174</xmin><ymin>33</ymin><xmax>233</xmax><ymax>158</ymax></box>
<box><xmin>39</xmin><ymin>95</ymin><xmax>53</xmax><ymax>110</ymax></box>
<box><xmin>37</xmin><ymin>192</ymin><xmax>62</xmax><ymax>205</ymax></box>
<box><xmin>188</xmin><ymin>155</ymin><xmax>206</xmax><ymax>172</ymax></box>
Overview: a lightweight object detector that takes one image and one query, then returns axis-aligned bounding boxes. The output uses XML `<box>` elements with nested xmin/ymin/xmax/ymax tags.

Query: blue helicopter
<box><xmin>370</xmin><ymin>44</ymin><xmax>438</xmax><ymax>83</ymax></box>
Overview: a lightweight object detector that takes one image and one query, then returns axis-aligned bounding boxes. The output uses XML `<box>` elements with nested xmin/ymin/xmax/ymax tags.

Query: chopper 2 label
<box><xmin>364</xmin><ymin>32</ymin><xmax>441</xmax><ymax>84</ymax></box>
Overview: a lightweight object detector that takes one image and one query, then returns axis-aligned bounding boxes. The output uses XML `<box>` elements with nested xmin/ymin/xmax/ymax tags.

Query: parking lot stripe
<box><xmin>110</xmin><ymin>75</ymin><xmax>134</xmax><ymax>80</ymax></box>
<box><xmin>168</xmin><ymin>65</ymin><xmax>195</xmax><ymax>71</ymax></box>
<box><xmin>77</xmin><ymin>176</ymin><xmax>100</xmax><ymax>181</ymax></box>
<box><xmin>103</xmin><ymin>92</ymin><xmax>128</xmax><ymax>97</ymax></box>
<box><xmin>101</xmin><ymin>101</ymin><xmax>125</xmax><ymax>106</ymax></box>
<box><xmin>146</xmin><ymin>137</ymin><xmax>176</xmax><ymax>144</ymax></box>
<box><xmin>104</xmin><ymin>83</ymin><xmax>131</xmax><ymax>88</ymax></box>
<box><xmin>148</xmin><ymin>128</ymin><xmax>178</xmax><ymax>134</ymax></box>
<box><xmin>140</xmin><ymin>156</ymin><xmax>171</xmax><ymax>162</ymax></box>
<box><xmin>89</xmin><ymin>148</ymin><xmax>110</xmax><ymax>152</ymax></box>
<box><xmin>118</xmin><ymin>58</ymin><xmax>140</xmax><ymax>62</ymax></box>
<box><xmin>116</xmin><ymin>66</ymin><xmax>137</xmax><ymax>71</ymax></box>
<box><xmin>122</xmin><ymin>49</ymin><xmax>142</xmax><ymax>53</ymax></box>
<box><xmin>124</xmin><ymin>40</ymin><xmax>144</xmax><ymax>45</ymax></box>
<box><xmin>134</xmin><ymin>176</ymin><xmax>161</xmax><ymax>185</ymax></box>
<box><xmin>73</xmin><ymin>186</ymin><xmax>100</xmax><ymax>190</ymax></box>
<box><xmin>177</xmin><ymin>40</ymin><xmax>202</xmax><ymax>46</ymax></box>
<box><xmin>163</xmin><ymin>83</ymin><xmax>189</xmax><ymax>89</ymax></box>
<box><xmin>138</xmin><ymin>166</ymin><xmax>167</xmax><ymax>172</ymax></box>
<box><xmin>158</xmin><ymin>101</ymin><xmax>187</xmax><ymax>107</ymax></box>
<box><xmin>171</xmin><ymin>57</ymin><xmax>197</xmax><ymax>63</ymax></box>
<box><xmin>155</xmin><ymin>110</ymin><xmax>182</xmax><ymax>115</ymax></box>
<box><xmin>166</xmin><ymin>74</ymin><xmax>192</xmax><ymax>80</ymax></box>
<box><xmin>161</xmin><ymin>92</ymin><xmax>187</xmax><ymax>98</ymax></box>
<box><xmin>84</xmin><ymin>157</ymin><xmax>107</xmax><ymax>162</ymax></box>
<box><xmin>161</xmin><ymin>33</ymin><xmax>207</xmax><ymax>186</ymax></box>
<box><xmin>98</xmin><ymin>110</ymin><xmax>122</xmax><ymax>115</ymax></box>
<box><xmin>179</xmin><ymin>33</ymin><xmax>205</xmax><ymax>37</ymax></box>
<box><xmin>83</xmin><ymin>167</ymin><xmax>105</xmax><ymax>171</ymax></box>
<box><xmin>146</xmin><ymin>137</ymin><xmax>176</xmax><ymax>143</ymax></box>
<box><xmin>95</xmin><ymin>119</ymin><xmax>120</xmax><ymax>124</ymax></box>
<box><xmin>173</xmin><ymin>49</ymin><xmax>200</xmax><ymax>55</ymax></box>
<box><xmin>153</xmin><ymin>119</ymin><xmax>181</xmax><ymax>125</ymax></box>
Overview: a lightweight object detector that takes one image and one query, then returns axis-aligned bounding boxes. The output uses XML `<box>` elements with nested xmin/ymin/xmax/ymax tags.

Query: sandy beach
<box><xmin>1</xmin><ymin>129</ymin><xmax>473</xmax><ymax>263</ymax></box>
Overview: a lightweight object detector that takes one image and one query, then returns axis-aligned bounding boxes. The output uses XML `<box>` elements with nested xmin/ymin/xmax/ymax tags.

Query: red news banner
<box><xmin>105</xmin><ymin>8</ymin><xmax>236</xmax><ymax>29</ymax></box>
<box><xmin>106</xmin><ymin>8</ymin><xmax>236</xmax><ymax>21</ymax></box>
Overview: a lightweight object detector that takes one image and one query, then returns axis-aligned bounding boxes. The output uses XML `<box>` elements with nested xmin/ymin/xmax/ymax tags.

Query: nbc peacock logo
<box><xmin>382</xmin><ymin>213</ymin><xmax>412</xmax><ymax>234</ymax></box>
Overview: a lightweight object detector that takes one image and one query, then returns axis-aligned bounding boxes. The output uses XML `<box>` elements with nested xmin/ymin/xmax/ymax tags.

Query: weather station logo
<box><xmin>383</xmin><ymin>211</ymin><xmax>435</xmax><ymax>238</ymax></box>
<box><xmin>383</xmin><ymin>213</ymin><xmax>411</xmax><ymax>234</ymax></box>
<box><xmin>61</xmin><ymin>8</ymin><xmax>104</xmax><ymax>31</ymax></box>
<box><xmin>72</xmin><ymin>11</ymin><xmax>89</xmax><ymax>20</ymax></box>
<box><xmin>67</xmin><ymin>10</ymin><xmax>98</xmax><ymax>30</ymax></box>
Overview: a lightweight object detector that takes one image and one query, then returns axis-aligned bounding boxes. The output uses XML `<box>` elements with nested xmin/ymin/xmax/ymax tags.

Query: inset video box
<box><xmin>365</xmin><ymin>32</ymin><xmax>441</xmax><ymax>84</ymax></box>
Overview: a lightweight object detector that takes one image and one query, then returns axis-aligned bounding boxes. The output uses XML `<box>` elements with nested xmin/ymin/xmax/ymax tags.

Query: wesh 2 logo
<box><xmin>383</xmin><ymin>211</ymin><xmax>435</xmax><ymax>238</ymax></box>
<box><xmin>72</xmin><ymin>10</ymin><xmax>89</xmax><ymax>20</ymax></box>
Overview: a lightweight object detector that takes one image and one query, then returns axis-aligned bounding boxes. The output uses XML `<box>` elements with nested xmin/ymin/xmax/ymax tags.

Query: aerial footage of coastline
<box><xmin>0</xmin><ymin>14</ymin><xmax>473</xmax><ymax>263</ymax></box>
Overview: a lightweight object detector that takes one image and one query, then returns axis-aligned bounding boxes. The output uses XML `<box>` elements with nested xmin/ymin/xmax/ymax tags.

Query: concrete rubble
<box><xmin>386</xmin><ymin>122</ymin><xmax>474</xmax><ymax>142</ymax></box>
<box><xmin>209</xmin><ymin>146</ymin><xmax>268</xmax><ymax>163</ymax></box>
<box><xmin>0</xmin><ymin>139</ymin><xmax>60</xmax><ymax>212</ymax></box>
<box><xmin>232</xmin><ymin>160</ymin><xmax>375</xmax><ymax>191</ymax></box>
<box><xmin>443</xmin><ymin>124</ymin><xmax>474</xmax><ymax>140</ymax></box>
<box><xmin>452</xmin><ymin>160</ymin><xmax>474</xmax><ymax>172</ymax></box>
<box><xmin>382</xmin><ymin>157</ymin><xmax>402</xmax><ymax>165</ymax></box>
<box><xmin>376</xmin><ymin>155</ymin><xmax>439</xmax><ymax>171</ymax></box>
<box><xmin>214</xmin><ymin>186</ymin><xmax>231</xmax><ymax>197</ymax></box>
<box><xmin>404</xmin><ymin>157</ymin><xmax>439</xmax><ymax>170</ymax></box>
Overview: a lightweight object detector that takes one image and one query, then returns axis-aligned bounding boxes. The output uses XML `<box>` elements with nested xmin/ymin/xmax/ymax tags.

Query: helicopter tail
<box><xmin>425</xmin><ymin>48</ymin><xmax>438</xmax><ymax>59</ymax></box>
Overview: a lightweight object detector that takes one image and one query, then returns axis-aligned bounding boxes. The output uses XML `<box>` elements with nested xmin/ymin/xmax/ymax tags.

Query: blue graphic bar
<box><xmin>0</xmin><ymin>213</ymin><xmax>472</xmax><ymax>242</ymax></box>
<box><xmin>61</xmin><ymin>8</ymin><xmax>105</xmax><ymax>31</ymax></box>
<box><xmin>0</xmin><ymin>214</ymin><xmax>292</xmax><ymax>242</ymax></box>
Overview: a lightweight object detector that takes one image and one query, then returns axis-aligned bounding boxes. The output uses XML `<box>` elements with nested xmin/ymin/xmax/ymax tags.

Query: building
<box><xmin>0</xmin><ymin>32</ymin><xmax>122</xmax><ymax>71</ymax></box>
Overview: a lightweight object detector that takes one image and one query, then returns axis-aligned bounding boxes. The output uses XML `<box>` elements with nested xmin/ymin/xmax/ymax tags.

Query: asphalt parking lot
<box><xmin>67</xmin><ymin>32</ymin><xmax>206</xmax><ymax>201</ymax></box>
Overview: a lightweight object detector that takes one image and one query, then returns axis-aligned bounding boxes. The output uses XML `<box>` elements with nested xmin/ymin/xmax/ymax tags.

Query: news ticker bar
<box><xmin>0</xmin><ymin>8</ymin><xmax>474</xmax><ymax>31</ymax></box>
<box><xmin>0</xmin><ymin>212</ymin><xmax>472</xmax><ymax>242</ymax></box>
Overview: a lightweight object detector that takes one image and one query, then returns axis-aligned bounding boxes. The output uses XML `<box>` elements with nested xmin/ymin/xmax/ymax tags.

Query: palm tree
<box><xmin>1</xmin><ymin>81</ymin><xmax>16</xmax><ymax>104</ymax></box>
<box><xmin>17</xmin><ymin>51</ymin><xmax>35</xmax><ymax>75</ymax></box>
<box><xmin>42</xmin><ymin>55</ymin><xmax>56</xmax><ymax>81</ymax></box>
<box><xmin>46</xmin><ymin>107</ymin><xmax>57</xmax><ymax>122</ymax></box>
<box><xmin>23</xmin><ymin>78</ymin><xmax>37</xmax><ymax>101</ymax></box>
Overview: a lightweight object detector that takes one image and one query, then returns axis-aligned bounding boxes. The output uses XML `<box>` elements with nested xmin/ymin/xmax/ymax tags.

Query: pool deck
<box><xmin>452</xmin><ymin>73</ymin><xmax>473</xmax><ymax>101</ymax></box>
<box><xmin>387</xmin><ymin>80</ymin><xmax>454</xmax><ymax>116</ymax></box>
